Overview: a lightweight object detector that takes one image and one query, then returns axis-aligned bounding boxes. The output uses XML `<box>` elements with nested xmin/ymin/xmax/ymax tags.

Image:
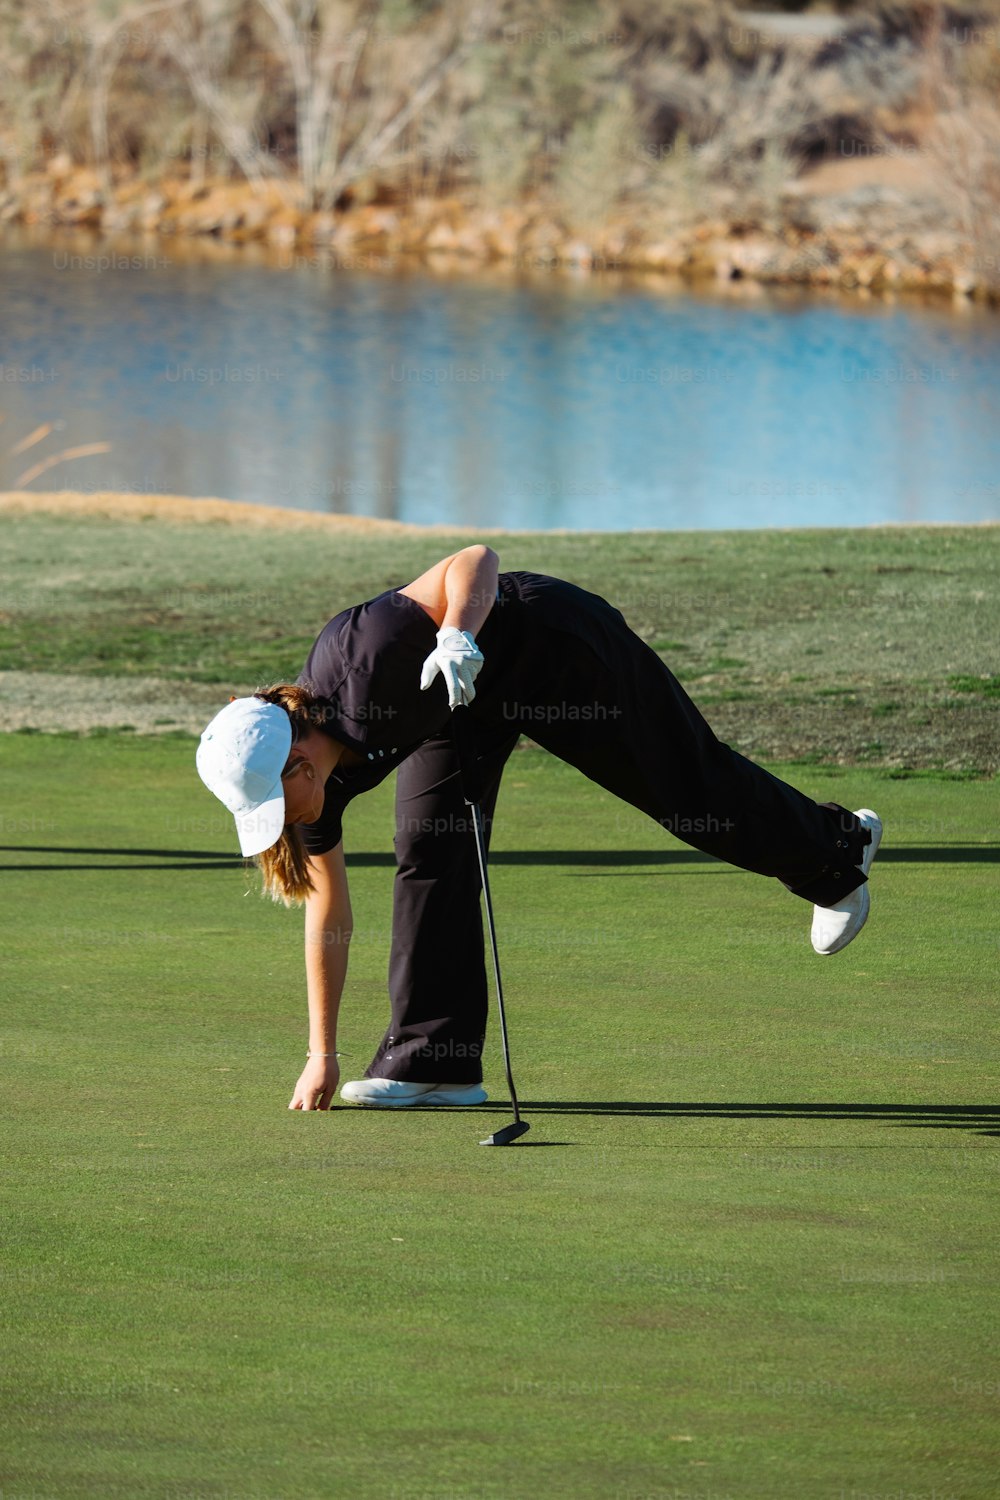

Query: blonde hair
<box><xmin>250</xmin><ymin>682</ymin><xmax>331</xmax><ymax>908</ymax></box>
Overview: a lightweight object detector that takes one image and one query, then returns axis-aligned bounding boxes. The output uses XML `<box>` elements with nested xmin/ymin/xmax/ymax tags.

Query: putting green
<box><xmin>2</xmin><ymin>731</ymin><xmax>998</xmax><ymax>1499</ymax></box>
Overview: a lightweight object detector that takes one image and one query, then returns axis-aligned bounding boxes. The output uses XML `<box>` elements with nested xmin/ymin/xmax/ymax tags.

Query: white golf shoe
<box><xmin>810</xmin><ymin>809</ymin><xmax>883</xmax><ymax>955</ymax></box>
<box><xmin>340</xmin><ymin>1079</ymin><xmax>487</xmax><ymax>1108</ymax></box>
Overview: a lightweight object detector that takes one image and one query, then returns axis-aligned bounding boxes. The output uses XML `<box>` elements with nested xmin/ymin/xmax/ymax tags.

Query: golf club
<box><xmin>450</xmin><ymin>704</ymin><xmax>530</xmax><ymax>1146</ymax></box>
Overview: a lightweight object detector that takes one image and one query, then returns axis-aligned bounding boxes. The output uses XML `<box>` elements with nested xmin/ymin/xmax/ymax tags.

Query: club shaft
<box><xmin>469</xmin><ymin>799</ymin><xmax>521</xmax><ymax>1125</ymax></box>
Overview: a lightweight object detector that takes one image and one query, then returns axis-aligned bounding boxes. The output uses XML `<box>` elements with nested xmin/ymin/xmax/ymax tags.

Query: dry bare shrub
<box><xmin>397</xmin><ymin>97</ymin><xmax>468</xmax><ymax>199</ymax></box>
<box><xmin>160</xmin><ymin>0</ymin><xmax>251</xmax><ymax>186</ymax></box>
<box><xmin>457</xmin><ymin>1</ymin><xmax>625</xmax><ymax>209</ymax></box>
<box><xmin>553</xmin><ymin>88</ymin><xmax>637</xmax><ymax>231</ymax></box>
<box><xmin>464</xmin><ymin>97</ymin><xmax>543</xmax><ymax>206</ymax></box>
<box><xmin>925</xmin><ymin>33</ymin><xmax>1000</xmax><ymax>287</ymax></box>
<box><xmin>0</xmin><ymin>0</ymin><xmax>504</xmax><ymax>206</ymax></box>
<box><xmin>0</xmin><ymin>2</ymin><xmax>89</xmax><ymax>182</ymax></box>
<box><xmin>627</xmin><ymin>48</ymin><xmax>819</xmax><ymax>230</ymax></box>
<box><xmin>318</xmin><ymin>1</ymin><xmax>492</xmax><ymax>210</ymax></box>
<box><xmin>620</xmin><ymin>1</ymin><xmax>950</xmax><ymax>232</ymax></box>
<box><xmin>3</xmin><ymin>0</ymin><xmax>998</xmax><ymax>256</ymax></box>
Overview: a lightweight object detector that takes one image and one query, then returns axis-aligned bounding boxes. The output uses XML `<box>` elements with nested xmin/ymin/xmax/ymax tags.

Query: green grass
<box><xmin>949</xmin><ymin>674</ymin><xmax>1000</xmax><ymax>700</ymax></box>
<box><xmin>0</xmin><ymin>515</ymin><xmax>997</xmax><ymax>769</ymax></box>
<box><xmin>1</xmin><ymin>731</ymin><xmax>998</xmax><ymax>1500</ymax></box>
<box><xmin>1</xmin><ymin>514</ymin><xmax>997</xmax><ymax>1495</ymax></box>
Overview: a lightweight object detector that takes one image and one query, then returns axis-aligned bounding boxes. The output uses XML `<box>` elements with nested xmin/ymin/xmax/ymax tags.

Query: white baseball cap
<box><xmin>196</xmin><ymin>696</ymin><xmax>293</xmax><ymax>856</ymax></box>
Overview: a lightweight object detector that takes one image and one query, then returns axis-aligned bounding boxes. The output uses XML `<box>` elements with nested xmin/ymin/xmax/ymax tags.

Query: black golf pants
<box><xmin>365</xmin><ymin>573</ymin><xmax>872</xmax><ymax>1084</ymax></box>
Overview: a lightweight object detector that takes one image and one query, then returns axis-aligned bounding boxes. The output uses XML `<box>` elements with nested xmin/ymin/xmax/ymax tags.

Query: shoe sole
<box><xmin>816</xmin><ymin>810</ymin><xmax>883</xmax><ymax>955</ymax></box>
<box><xmin>340</xmin><ymin>1086</ymin><xmax>487</xmax><ymax>1109</ymax></box>
<box><xmin>821</xmin><ymin>881</ymin><xmax>871</xmax><ymax>955</ymax></box>
<box><xmin>417</xmin><ymin>1087</ymin><xmax>488</xmax><ymax>1108</ymax></box>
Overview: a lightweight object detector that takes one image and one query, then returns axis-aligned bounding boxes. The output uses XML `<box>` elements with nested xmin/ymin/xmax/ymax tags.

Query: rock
<box><xmin>897</xmin><ymin>265</ymin><xmax>930</xmax><ymax>291</ymax></box>
<box><xmin>871</xmin><ymin>257</ymin><xmax>899</xmax><ymax>288</ymax></box>
<box><xmin>519</xmin><ymin>217</ymin><xmax>564</xmax><ymax>262</ymax></box>
<box><xmin>423</xmin><ymin>218</ymin><xmax>489</xmax><ymax>257</ymax></box>
<box><xmin>357</xmin><ymin>205</ymin><xmax>398</xmax><ymax>235</ymax></box>
<box><xmin>635</xmin><ymin>239</ymin><xmax>687</xmax><ymax>272</ymax></box>
<box><xmin>163</xmin><ymin>183</ymin><xmax>266</xmax><ymax>237</ymax></box>
<box><xmin>562</xmin><ymin>239</ymin><xmax>594</xmax><ymax>267</ymax></box>
<box><xmin>119</xmin><ymin>190</ymin><xmax>169</xmax><ymax>231</ymax></box>
<box><xmin>173</xmin><ymin>204</ymin><xmax>218</xmax><ymax>234</ymax></box>
<box><xmin>53</xmin><ymin>169</ymin><xmax>105</xmax><ymax>224</ymax></box>
<box><xmin>406</xmin><ymin>195</ymin><xmax>440</xmax><ymax>223</ymax></box>
<box><xmin>684</xmin><ymin>238</ymin><xmax>732</xmax><ymax>277</ymax></box>
<box><xmin>523</xmin><ymin>242</ymin><xmax>558</xmax><ymax>267</ymax></box>
<box><xmin>424</xmin><ymin>220</ymin><xmax>461</xmax><ymax>252</ymax></box>
<box><xmin>480</xmin><ymin>210</ymin><xmax>522</xmax><ymax>260</ymax></box>
<box><xmin>0</xmin><ymin>152</ymin><xmax>981</xmax><ymax>305</ymax></box>
<box><xmin>101</xmin><ymin>205</ymin><xmax>141</xmax><ymax>232</ymax></box>
<box><xmin>110</xmin><ymin>175</ymin><xmax>144</xmax><ymax>206</ymax></box>
<box><xmin>46</xmin><ymin>152</ymin><xmax>74</xmax><ymax>181</ymax></box>
<box><xmin>851</xmin><ymin>253</ymin><xmax>886</xmax><ymax>288</ymax></box>
<box><xmin>172</xmin><ymin>179</ymin><xmax>211</xmax><ymax>205</ymax></box>
<box><xmin>56</xmin><ymin>166</ymin><xmax>104</xmax><ymax>201</ymax></box>
<box><xmin>693</xmin><ymin>220</ymin><xmax>728</xmax><ymax>243</ymax></box>
<box><xmin>346</xmin><ymin>204</ymin><xmax>397</xmax><ymax>249</ymax></box>
<box><xmin>332</xmin><ymin>223</ymin><xmax>362</xmax><ymax>255</ymax></box>
<box><xmin>20</xmin><ymin>172</ymin><xmax>55</xmax><ymax>222</ymax></box>
<box><xmin>266</xmin><ymin>211</ymin><xmax>301</xmax><ymax>247</ymax></box>
<box><xmin>236</xmin><ymin>199</ymin><xmax>268</xmax><ymax>237</ymax></box>
<box><xmin>457</xmin><ymin>223</ymin><xmax>490</xmax><ymax>257</ymax></box>
<box><xmin>727</xmin><ymin>235</ymin><xmax>781</xmax><ymax>278</ymax></box>
<box><xmin>780</xmin><ymin>189</ymin><xmax>822</xmax><ymax>234</ymax></box>
<box><xmin>308</xmin><ymin>211</ymin><xmax>337</xmax><ymax>244</ymax></box>
<box><xmin>926</xmin><ymin>263</ymin><xmax>960</xmax><ymax>293</ymax></box>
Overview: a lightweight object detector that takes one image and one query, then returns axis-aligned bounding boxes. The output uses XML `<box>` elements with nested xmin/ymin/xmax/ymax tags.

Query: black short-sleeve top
<box><xmin>292</xmin><ymin>568</ymin><xmax>633</xmax><ymax>855</ymax></box>
<box><xmin>295</xmin><ymin>580</ymin><xmax>512</xmax><ymax>856</ymax></box>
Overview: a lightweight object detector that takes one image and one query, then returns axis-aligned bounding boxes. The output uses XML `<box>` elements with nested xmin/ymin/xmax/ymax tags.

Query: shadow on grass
<box><xmin>2</xmin><ymin>844</ymin><xmax>999</xmax><ymax>871</ymax></box>
<box><xmin>0</xmin><ymin>849</ymin><xmax>246</xmax><ymax>870</ymax></box>
<box><xmin>375</xmin><ymin>1102</ymin><xmax>1000</xmax><ymax>1141</ymax></box>
<box><xmin>508</xmin><ymin>1101</ymin><xmax>1000</xmax><ymax>1139</ymax></box>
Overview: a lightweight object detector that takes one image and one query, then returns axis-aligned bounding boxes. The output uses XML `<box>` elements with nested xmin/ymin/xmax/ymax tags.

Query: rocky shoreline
<box><xmin>2</xmin><ymin>155</ymin><xmax>995</xmax><ymax>302</ymax></box>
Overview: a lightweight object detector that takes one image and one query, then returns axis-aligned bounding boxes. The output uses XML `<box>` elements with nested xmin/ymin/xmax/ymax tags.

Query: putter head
<box><xmin>480</xmin><ymin>1120</ymin><xmax>530</xmax><ymax>1147</ymax></box>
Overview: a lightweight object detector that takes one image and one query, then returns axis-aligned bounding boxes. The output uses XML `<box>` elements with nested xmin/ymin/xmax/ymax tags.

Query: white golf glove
<box><xmin>419</xmin><ymin>627</ymin><xmax>484</xmax><ymax>708</ymax></box>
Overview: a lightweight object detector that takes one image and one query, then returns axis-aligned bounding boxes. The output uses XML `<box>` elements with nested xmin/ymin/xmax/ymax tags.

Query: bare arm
<box><xmin>398</xmin><ymin>544</ymin><xmax>499</xmax><ymax>634</ymax></box>
<box><xmin>442</xmin><ymin>544</ymin><xmax>499</xmax><ymax>635</ymax></box>
<box><xmin>288</xmin><ymin>841</ymin><xmax>353</xmax><ymax>1111</ymax></box>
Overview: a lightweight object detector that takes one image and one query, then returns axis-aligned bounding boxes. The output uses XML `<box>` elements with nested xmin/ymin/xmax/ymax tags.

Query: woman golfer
<box><xmin>196</xmin><ymin>546</ymin><xmax>881</xmax><ymax>1112</ymax></box>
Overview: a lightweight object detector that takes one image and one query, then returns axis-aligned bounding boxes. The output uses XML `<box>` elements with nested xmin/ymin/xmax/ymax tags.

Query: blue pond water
<box><xmin>1</xmin><ymin>238</ymin><xmax>998</xmax><ymax>529</ymax></box>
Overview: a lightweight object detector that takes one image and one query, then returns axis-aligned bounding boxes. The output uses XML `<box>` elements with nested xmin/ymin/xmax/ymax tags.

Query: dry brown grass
<box><xmin>0</xmin><ymin>488</ymin><xmax>480</xmax><ymax>532</ymax></box>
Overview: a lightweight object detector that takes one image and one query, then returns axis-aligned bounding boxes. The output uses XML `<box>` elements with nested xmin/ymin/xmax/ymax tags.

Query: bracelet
<box><xmin>307</xmin><ymin>1050</ymin><xmax>340</xmax><ymax>1057</ymax></box>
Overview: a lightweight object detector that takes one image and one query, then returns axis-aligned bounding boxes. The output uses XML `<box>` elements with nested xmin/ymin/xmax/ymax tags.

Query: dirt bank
<box><xmin>2</xmin><ymin>155</ymin><xmax>994</xmax><ymax>303</ymax></box>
